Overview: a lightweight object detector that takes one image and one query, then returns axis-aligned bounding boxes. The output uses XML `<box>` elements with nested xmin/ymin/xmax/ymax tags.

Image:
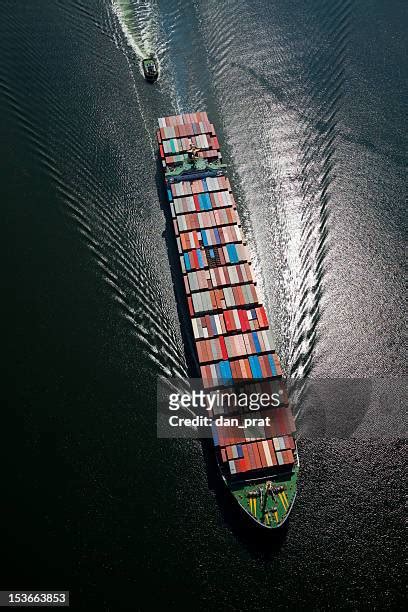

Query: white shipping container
<box><xmin>210</xmin><ymin>363</ymin><xmax>218</xmax><ymax>386</ymax></box>
<box><xmin>187</xmin><ymin>272</ymin><xmax>197</xmax><ymax>292</ymax></box>
<box><xmin>191</xmin><ymin>318</ymin><xmax>200</xmax><ymax>339</ymax></box>
<box><xmin>229</xmin><ymin>267</ymin><xmax>239</xmax><ymax>285</ymax></box>
<box><xmin>176</xmin><ymin>237</ymin><xmax>182</xmax><ymax>254</ymax></box>
<box><xmin>276</xmin><ymin>451</ymin><xmax>284</xmax><ymax>466</ymax></box>
<box><xmin>223</xmin><ymin>286</ymin><xmax>235</xmax><ymax>308</ymax></box>
<box><xmin>262</xmin><ymin>440</ymin><xmax>273</xmax><ymax>467</ymax></box>
<box><xmin>265</xmin><ymin>329</ymin><xmax>275</xmax><ymax>351</ymax></box>
<box><xmin>232</xmin><ymin>309</ymin><xmax>241</xmax><ymax>330</ymax></box>
<box><xmin>177</xmin><ymin>216</ymin><xmax>187</xmax><ymax>232</ymax></box>
<box><xmin>215</xmin><ymin>315</ymin><xmax>223</xmax><ymax>335</ymax></box>
<box><xmin>192</xmin><ymin>292</ymin><xmax>202</xmax><ymax>314</ymax></box>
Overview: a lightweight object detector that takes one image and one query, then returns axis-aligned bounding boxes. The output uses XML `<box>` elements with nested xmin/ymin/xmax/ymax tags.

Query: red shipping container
<box><xmin>243</xmin><ymin>358</ymin><xmax>253</xmax><ymax>379</ymax></box>
<box><xmin>212</xmin><ymin>289</ymin><xmax>221</xmax><ymax>309</ymax></box>
<box><xmin>238</xmin><ymin>457</ymin><xmax>248</xmax><ymax>473</ymax></box>
<box><xmin>239</xmin><ymin>446</ymin><xmax>248</xmax><ymax>473</ymax></box>
<box><xmin>256</xmin><ymin>306</ymin><xmax>268</xmax><ymax>327</ymax></box>
<box><xmin>212</xmin><ymin>267</ymin><xmax>221</xmax><ymax>287</ymax></box>
<box><xmin>247</xmin><ymin>442</ymin><xmax>256</xmax><ymax>471</ymax></box>
<box><xmin>252</xmin><ymin>442</ymin><xmax>262</xmax><ymax>469</ymax></box>
<box><xmin>246</xmin><ymin>333</ymin><xmax>256</xmax><ymax>354</ymax></box>
<box><xmin>277</xmin><ymin>407</ymin><xmax>286</xmax><ymax>436</ymax></box>
<box><xmin>257</xmin><ymin>441</ymin><xmax>267</xmax><ymax>468</ymax></box>
<box><xmin>233</xmin><ymin>359</ymin><xmax>242</xmax><ymax>379</ymax></box>
<box><xmin>233</xmin><ymin>285</ymin><xmax>241</xmax><ymax>305</ymax></box>
<box><xmin>263</xmin><ymin>354</ymin><xmax>273</xmax><ymax>378</ymax></box>
<box><xmin>196</xmin><ymin>342</ymin><xmax>205</xmax><ymax>363</ymax></box>
<box><xmin>203</xmin><ymin>314</ymin><xmax>211</xmax><ymax>333</ymax></box>
<box><xmin>257</xmin><ymin>355</ymin><xmax>268</xmax><ymax>379</ymax></box>
<box><xmin>200</xmin><ymin>364</ymin><xmax>209</xmax><ymax>383</ymax></box>
<box><xmin>234</xmin><ymin>359</ymin><xmax>243</xmax><ymax>379</ymax></box>
<box><xmin>238</xmin><ymin>309</ymin><xmax>250</xmax><ymax>332</ymax></box>
<box><xmin>192</xmin><ymin>194</ymin><xmax>200</xmax><ymax>211</ymax></box>
<box><xmin>197</xmin><ymin>339</ymin><xmax>206</xmax><ymax>363</ymax></box>
<box><xmin>236</xmin><ymin>265</ymin><xmax>245</xmax><ymax>284</ymax></box>
<box><xmin>205</xmin><ymin>339</ymin><xmax>213</xmax><ymax>364</ymax></box>
<box><xmin>219</xmin><ymin>336</ymin><xmax>228</xmax><ymax>360</ymax></box>
<box><xmin>222</xmin><ymin>310</ymin><xmax>232</xmax><ymax>332</ymax></box>
<box><xmin>265</xmin><ymin>440</ymin><xmax>275</xmax><ymax>465</ymax></box>
<box><xmin>230</xmin><ymin>360</ymin><xmax>239</xmax><ymax>381</ymax></box>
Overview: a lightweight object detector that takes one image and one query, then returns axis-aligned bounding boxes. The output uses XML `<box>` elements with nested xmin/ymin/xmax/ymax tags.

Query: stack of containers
<box><xmin>210</xmin><ymin>409</ymin><xmax>296</xmax><ymax>446</ymax></box>
<box><xmin>187</xmin><ymin>283</ymin><xmax>260</xmax><ymax>316</ymax></box>
<box><xmin>191</xmin><ymin>306</ymin><xmax>269</xmax><ymax>339</ymax></box>
<box><xmin>157</xmin><ymin>112</ymin><xmax>221</xmax><ymax>168</ymax></box>
<box><xmin>195</xmin><ymin>329</ymin><xmax>275</xmax><ymax>363</ymax></box>
<box><xmin>158</xmin><ymin>112</ymin><xmax>296</xmax><ymax>479</ymax></box>
<box><xmin>183</xmin><ymin>263</ymin><xmax>253</xmax><ymax>294</ymax></box>
<box><xmin>208</xmin><ymin>380</ymin><xmax>289</xmax><ymax>417</ymax></box>
<box><xmin>181</xmin><ymin>244</ymin><xmax>250</xmax><ymax>273</ymax></box>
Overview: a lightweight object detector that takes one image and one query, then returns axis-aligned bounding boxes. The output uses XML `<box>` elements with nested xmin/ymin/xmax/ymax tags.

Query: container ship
<box><xmin>157</xmin><ymin>112</ymin><xmax>298</xmax><ymax>528</ymax></box>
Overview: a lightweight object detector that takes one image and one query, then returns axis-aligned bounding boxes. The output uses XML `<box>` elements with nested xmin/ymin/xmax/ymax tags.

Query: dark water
<box><xmin>1</xmin><ymin>0</ymin><xmax>406</xmax><ymax>609</ymax></box>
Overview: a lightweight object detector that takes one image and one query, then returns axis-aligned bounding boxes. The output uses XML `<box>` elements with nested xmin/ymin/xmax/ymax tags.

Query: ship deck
<box><xmin>231</xmin><ymin>466</ymin><xmax>298</xmax><ymax>528</ymax></box>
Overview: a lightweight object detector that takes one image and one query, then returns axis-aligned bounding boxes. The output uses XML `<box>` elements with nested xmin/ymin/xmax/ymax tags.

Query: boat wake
<box><xmin>288</xmin><ymin>0</ymin><xmax>352</xmax><ymax>383</ymax></box>
<box><xmin>111</xmin><ymin>0</ymin><xmax>158</xmax><ymax>60</ymax></box>
<box><xmin>1</xmin><ymin>0</ymin><xmax>187</xmax><ymax>383</ymax></box>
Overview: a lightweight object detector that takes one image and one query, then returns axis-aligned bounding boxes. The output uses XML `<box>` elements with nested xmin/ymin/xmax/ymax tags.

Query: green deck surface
<box><xmin>165</xmin><ymin>157</ymin><xmax>226</xmax><ymax>177</ymax></box>
<box><xmin>230</xmin><ymin>466</ymin><xmax>298</xmax><ymax>528</ymax></box>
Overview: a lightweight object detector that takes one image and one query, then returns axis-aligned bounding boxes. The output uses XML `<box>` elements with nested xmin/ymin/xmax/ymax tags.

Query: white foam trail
<box><xmin>111</xmin><ymin>0</ymin><xmax>158</xmax><ymax>59</ymax></box>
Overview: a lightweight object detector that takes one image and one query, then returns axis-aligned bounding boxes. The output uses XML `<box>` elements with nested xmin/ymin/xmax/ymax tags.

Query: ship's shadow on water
<box><xmin>154</xmin><ymin>156</ymin><xmax>288</xmax><ymax>556</ymax></box>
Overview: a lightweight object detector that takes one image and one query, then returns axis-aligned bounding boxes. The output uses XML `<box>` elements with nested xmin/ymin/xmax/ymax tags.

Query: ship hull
<box><xmin>157</xmin><ymin>112</ymin><xmax>299</xmax><ymax>526</ymax></box>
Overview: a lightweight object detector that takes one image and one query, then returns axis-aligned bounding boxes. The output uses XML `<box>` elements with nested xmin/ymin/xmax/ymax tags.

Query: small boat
<box><xmin>142</xmin><ymin>57</ymin><xmax>158</xmax><ymax>82</ymax></box>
